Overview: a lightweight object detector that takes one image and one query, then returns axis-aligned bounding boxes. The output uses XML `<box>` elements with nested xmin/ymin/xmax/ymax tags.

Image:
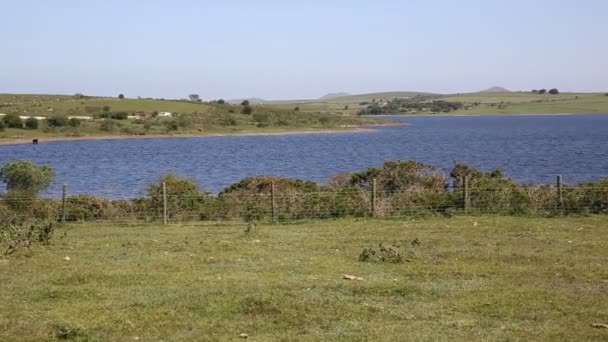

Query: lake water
<box><xmin>1</xmin><ymin>114</ymin><xmax>607</xmax><ymax>198</ymax></box>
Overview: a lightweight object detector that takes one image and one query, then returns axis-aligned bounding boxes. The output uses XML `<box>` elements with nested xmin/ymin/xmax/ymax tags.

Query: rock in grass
<box><xmin>343</xmin><ymin>274</ymin><xmax>364</xmax><ymax>281</ymax></box>
<box><xmin>239</xmin><ymin>333</ymin><xmax>249</xmax><ymax>338</ymax></box>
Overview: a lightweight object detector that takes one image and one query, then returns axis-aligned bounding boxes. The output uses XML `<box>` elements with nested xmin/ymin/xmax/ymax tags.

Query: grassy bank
<box><xmin>0</xmin><ymin>94</ymin><xmax>383</xmax><ymax>143</ymax></box>
<box><xmin>1</xmin><ymin>216</ymin><xmax>607</xmax><ymax>341</ymax></box>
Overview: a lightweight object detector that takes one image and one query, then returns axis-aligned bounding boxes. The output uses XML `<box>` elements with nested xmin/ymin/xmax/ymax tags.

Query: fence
<box><xmin>2</xmin><ymin>175</ymin><xmax>607</xmax><ymax>225</ymax></box>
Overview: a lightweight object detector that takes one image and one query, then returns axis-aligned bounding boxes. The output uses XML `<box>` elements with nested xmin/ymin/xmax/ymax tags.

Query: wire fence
<box><xmin>1</xmin><ymin>177</ymin><xmax>607</xmax><ymax>225</ymax></box>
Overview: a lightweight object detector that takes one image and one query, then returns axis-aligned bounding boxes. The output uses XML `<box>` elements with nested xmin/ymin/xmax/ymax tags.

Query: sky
<box><xmin>1</xmin><ymin>0</ymin><xmax>607</xmax><ymax>100</ymax></box>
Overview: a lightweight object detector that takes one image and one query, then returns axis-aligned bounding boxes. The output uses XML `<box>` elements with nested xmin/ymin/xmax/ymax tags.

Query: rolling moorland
<box><xmin>266</xmin><ymin>90</ymin><xmax>608</xmax><ymax>115</ymax></box>
<box><xmin>0</xmin><ymin>94</ymin><xmax>382</xmax><ymax>144</ymax></box>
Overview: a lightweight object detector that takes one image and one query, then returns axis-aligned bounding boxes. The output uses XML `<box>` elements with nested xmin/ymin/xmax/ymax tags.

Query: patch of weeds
<box><xmin>359</xmin><ymin>239</ymin><xmax>422</xmax><ymax>263</ymax></box>
<box><xmin>240</xmin><ymin>297</ymin><xmax>282</xmax><ymax>316</ymax></box>
<box><xmin>244</xmin><ymin>221</ymin><xmax>258</xmax><ymax>235</ymax></box>
<box><xmin>52</xmin><ymin>323</ymin><xmax>89</xmax><ymax>340</ymax></box>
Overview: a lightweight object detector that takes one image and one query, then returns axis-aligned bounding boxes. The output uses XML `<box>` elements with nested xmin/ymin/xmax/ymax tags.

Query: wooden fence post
<box><xmin>371</xmin><ymin>178</ymin><xmax>377</xmax><ymax>217</ymax></box>
<box><xmin>162</xmin><ymin>182</ymin><xmax>168</xmax><ymax>225</ymax></box>
<box><xmin>61</xmin><ymin>184</ymin><xmax>67</xmax><ymax>223</ymax></box>
<box><xmin>557</xmin><ymin>175</ymin><xmax>563</xmax><ymax>211</ymax></box>
<box><xmin>271</xmin><ymin>181</ymin><xmax>277</xmax><ymax>223</ymax></box>
<box><xmin>463</xmin><ymin>176</ymin><xmax>470</xmax><ymax>214</ymax></box>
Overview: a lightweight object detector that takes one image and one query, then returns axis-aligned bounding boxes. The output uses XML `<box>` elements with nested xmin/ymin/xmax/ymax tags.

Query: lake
<box><xmin>1</xmin><ymin>114</ymin><xmax>607</xmax><ymax>198</ymax></box>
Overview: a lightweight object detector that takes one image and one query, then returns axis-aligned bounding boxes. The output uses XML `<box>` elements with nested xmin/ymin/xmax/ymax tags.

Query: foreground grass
<box><xmin>1</xmin><ymin>216</ymin><xmax>607</xmax><ymax>341</ymax></box>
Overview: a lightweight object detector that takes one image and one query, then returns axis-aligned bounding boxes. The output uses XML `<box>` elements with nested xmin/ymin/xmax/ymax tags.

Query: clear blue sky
<box><xmin>1</xmin><ymin>0</ymin><xmax>607</xmax><ymax>99</ymax></box>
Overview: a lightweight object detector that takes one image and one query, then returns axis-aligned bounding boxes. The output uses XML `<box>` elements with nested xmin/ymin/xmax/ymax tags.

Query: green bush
<box><xmin>24</xmin><ymin>118</ymin><xmax>39</xmax><ymax>130</ymax></box>
<box><xmin>47</xmin><ymin>115</ymin><xmax>69</xmax><ymax>127</ymax></box>
<box><xmin>2</xmin><ymin>113</ymin><xmax>23</xmax><ymax>128</ymax></box>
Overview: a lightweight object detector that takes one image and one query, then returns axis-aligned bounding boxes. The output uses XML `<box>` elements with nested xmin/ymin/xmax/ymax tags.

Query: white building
<box><xmin>157</xmin><ymin>112</ymin><xmax>173</xmax><ymax>118</ymax></box>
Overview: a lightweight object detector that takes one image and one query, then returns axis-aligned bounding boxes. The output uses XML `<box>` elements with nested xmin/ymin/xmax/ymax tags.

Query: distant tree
<box><xmin>47</xmin><ymin>115</ymin><xmax>69</xmax><ymax>127</ymax></box>
<box><xmin>241</xmin><ymin>105</ymin><xmax>253</xmax><ymax>115</ymax></box>
<box><xmin>0</xmin><ymin>160</ymin><xmax>55</xmax><ymax>195</ymax></box>
<box><xmin>110</xmin><ymin>112</ymin><xmax>129</xmax><ymax>120</ymax></box>
<box><xmin>2</xmin><ymin>113</ymin><xmax>23</xmax><ymax>128</ymax></box>
<box><xmin>549</xmin><ymin>88</ymin><xmax>559</xmax><ymax>95</ymax></box>
<box><xmin>189</xmin><ymin>94</ymin><xmax>200</xmax><ymax>102</ymax></box>
<box><xmin>344</xmin><ymin>105</ymin><xmax>349</xmax><ymax>110</ymax></box>
<box><xmin>531</xmin><ymin>89</ymin><xmax>538</xmax><ymax>93</ymax></box>
<box><xmin>294</xmin><ymin>106</ymin><xmax>300</xmax><ymax>111</ymax></box>
<box><xmin>24</xmin><ymin>117</ymin><xmax>39</xmax><ymax>130</ymax></box>
<box><xmin>69</xmin><ymin>118</ymin><xmax>81</xmax><ymax>127</ymax></box>
<box><xmin>217</xmin><ymin>99</ymin><xmax>225</xmax><ymax>104</ymax></box>
<box><xmin>0</xmin><ymin>120</ymin><xmax>4</xmax><ymax>131</ymax></box>
<box><xmin>537</xmin><ymin>89</ymin><xmax>547</xmax><ymax>94</ymax></box>
<box><xmin>74</xmin><ymin>93</ymin><xmax>87</xmax><ymax>99</ymax></box>
<box><xmin>118</xmin><ymin>94</ymin><xmax>125</xmax><ymax>99</ymax></box>
<box><xmin>241</xmin><ymin>100</ymin><xmax>250</xmax><ymax>106</ymax></box>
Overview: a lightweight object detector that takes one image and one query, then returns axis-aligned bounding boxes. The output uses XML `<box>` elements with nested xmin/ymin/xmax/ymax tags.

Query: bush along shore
<box><xmin>2</xmin><ymin>160</ymin><xmax>608</xmax><ymax>226</ymax></box>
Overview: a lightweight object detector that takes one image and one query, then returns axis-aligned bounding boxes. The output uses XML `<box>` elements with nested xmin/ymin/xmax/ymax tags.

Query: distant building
<box><xmin>157</xmin><ymin>112</ymin><xmax>173</xmax><ymax>118</ymax></box>
<box><xmin>67</xmin><ymin>116</ymin><xmax>93</xmax><ymax>120</ymax></box>
<box><xmin>19</xmin><ymin>116</ymin><xmax>47</xmax><ymax>120</ymax></box>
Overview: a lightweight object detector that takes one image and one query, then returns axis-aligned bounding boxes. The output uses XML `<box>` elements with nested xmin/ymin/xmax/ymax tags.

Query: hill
<box><xmin>480</xmin><ymin>86</ymin><xmax>511</xmax><ymax>93</ymax></box>
<box><xmin>319</xmin><ymin>92</ymin><xmax>351</xmax><ymax>100</ymax></box>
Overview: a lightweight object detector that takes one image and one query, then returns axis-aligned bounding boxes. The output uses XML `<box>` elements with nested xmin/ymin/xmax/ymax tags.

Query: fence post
<box><xmin>463</xmin><ymin>176</ymin><xmax>470</xmax><ymax>214</ymax></box>
<box><xmin>61</xmin><ymin>184</ymin><xmax>67</xmax><ymax>223</ymax></box>
<box><xmin>557</xmin><ymin>175</ymin><xmax>563</xmax><ymax>211</ymax></box>
<box><xmin>371</xmin><ymin>178</ymin><xmax>377</xmax><ymax>217</ymax></box>
<box><xmin>271</xmin><ymin>181</ymin><xmax>277</xmax><ymax>223</ymax></box>
<box><xmin>162</xmin><ymin>182</ymin><xmax>168</xmax><ymax>225</ymax></box>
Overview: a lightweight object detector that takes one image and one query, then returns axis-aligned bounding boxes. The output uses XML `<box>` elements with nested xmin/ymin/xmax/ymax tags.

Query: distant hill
<box><xmin>480</xmin><ymin>86</ymin><xmax>511</xmax><ymax>93</ymax></box>
<box><xmin>319</xmin><ymin>92</ymin><xmax>351</xmax><ymax>100</ymax></box>
<box><xmin>227</xmin><ymin>98</ymin><xmax>266</xmax><ymax>105</ymax></box>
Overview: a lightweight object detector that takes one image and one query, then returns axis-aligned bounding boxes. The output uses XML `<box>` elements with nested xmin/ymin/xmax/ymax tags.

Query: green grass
<box><xmin>1</xmin><ymin>216</ymin><xmax>607</xmax><ymax>341</ymax></box>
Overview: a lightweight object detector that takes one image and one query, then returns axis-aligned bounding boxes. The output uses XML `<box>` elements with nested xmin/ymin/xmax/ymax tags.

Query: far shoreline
<box><xmin>0</xmin><ymin>127</ymin><xmax>382</xmax><ymax>147</ymax></box>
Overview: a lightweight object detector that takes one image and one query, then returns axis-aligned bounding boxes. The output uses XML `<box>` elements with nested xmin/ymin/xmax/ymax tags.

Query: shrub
<box><xmin>0</xmin><ymin>120</ymin><xmax>4</xmax><ymax>131</ymax></box>
<box><xmin>99</xmin><ymin>120</ymin><xmax>120</xmax><ymax>132</ymax></box>
<box><xmin>147</xmin><ymin>174</ymin><xmax>209</xmax><ymax>221</ymax></box>
<box><xmin>25</xmin><ymin>117</ymin><xmax>39</xmax><ymax>130</ymax></box>
<box><xmin>2</xmin><ymin>113</ymin><xmax>23</xmax><ymax>128</ymax></box>
<box><xmin>110</xmin><ymin>112</ymin><xmax>128</xmax><ymax>120</ymax></box>
<box><xmin>359</xmin><ymin>243</ymin><xmax>404</xmax><ymax>263</ymax></box>
<box><xmin>0</xmin><ymin>160</ymin><xmax>55</xmax><ymax>196</ymax></box>
<box><xmin>549</xmin><ymin>88</ymin><xmax>560</xmax><ymax>95</ymax></box>
<box><xmin>47</xmin><ymin>115</ymin><xmax>69</xmax><ymax>127</ymax></box>
<box><xmin>69</xmin><ymin>118</ymin><xmax>81</xmax><ymax>127</ymax></box>
<box><xmin>241</xmin><ymin>105</ymin><xmax>253</xmax><ymax>115</ymax></box>
<box><xmin>0</xmin><ymin>219</ymin><xmax>56</xmax><ymax>256</ymax></box>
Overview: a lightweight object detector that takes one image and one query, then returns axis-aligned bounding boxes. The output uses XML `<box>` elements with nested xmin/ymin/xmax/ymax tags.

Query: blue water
<box><xmin>1</xmin><ymin>115</ymin><xmax>607</xmax><ymax>198</ymax></box>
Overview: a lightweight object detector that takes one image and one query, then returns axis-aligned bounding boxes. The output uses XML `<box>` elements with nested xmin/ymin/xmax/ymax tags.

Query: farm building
<box><xmin>157</xmin><ymin>112</ymin><xmax>173</xmax><ymax>118</ymax></box>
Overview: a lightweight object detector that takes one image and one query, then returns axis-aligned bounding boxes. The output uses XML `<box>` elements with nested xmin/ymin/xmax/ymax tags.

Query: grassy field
<box><xmin>266</xmin><ymin>92</ymin><xmax>608</xmax><ymax>115</ymax></box>
<box><xmin>1</xmin><ymin>216</ymin><xmax>607</xmax><ymax>341</ymax></box>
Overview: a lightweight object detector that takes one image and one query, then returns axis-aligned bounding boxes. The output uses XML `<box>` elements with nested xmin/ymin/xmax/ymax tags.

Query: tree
<box><xmin>69</xmin><ymin>118</ymin><xmax>81</xmax><ymax>127</ymax></box>
<box><xmin>0</xmin><ymin>160</ymin><xmax>55</xmax><ymax>195</ymax></box>
<box><xmin>0</xmin><ymin>120</ymin><xmax>4</xmax><ymax>132</ymax></box>
<box><xmin>344</xmin><ymin>105</ymin><xmax>349</xmax><ymax>110</ymax></box>
<box><xmin>241</xmin><ymin>100</ymin><xmax>250</xmax><ymax>106</ymax></box>
<box><xmin>118</xmin><ymin>94</ymin><xmax>125</xmax><ymax>99</ymax></box>
<box><xmin>537</xmin><ymin>89</ymin><xmax>547</xmax><ymax>94</ymax></box>
<box><xmin>549</xmin><ymin>88</ymin><xmax>559</xmax><ymax>95</ymax></box>
<box><xmin>189</xmin><ymin>94</ymin><xmax>200</xmax><ymax>102</ymax></box>
<box><xmin>217</xmin><ymin>99</ymin><xmax>225</xmax><ymax>104</ymax></box>
<box><xmin>294</xmin><ymin>106</ymin><xmax>300</xmax><ymax>111</ymax></box>
<box><xmin>24</xmin><ymin>117</ymin><xmax>39</xmax><ymax>130</ymax></box>
<box><xmin>241</xmin><ymin>105</ymin><xmax>253</xmax><ymax>115</ymax></box>
<box><xmin>2</xmin><ymin>113</ymin><xmax>23</xmax><ymax>128</ymax></box>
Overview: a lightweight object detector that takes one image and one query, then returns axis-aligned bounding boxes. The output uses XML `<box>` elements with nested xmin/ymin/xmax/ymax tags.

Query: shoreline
<box><xmin>0</xmin><ymin>127</ymin><xmax>381</xmax><ymax>147</ymax></box>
